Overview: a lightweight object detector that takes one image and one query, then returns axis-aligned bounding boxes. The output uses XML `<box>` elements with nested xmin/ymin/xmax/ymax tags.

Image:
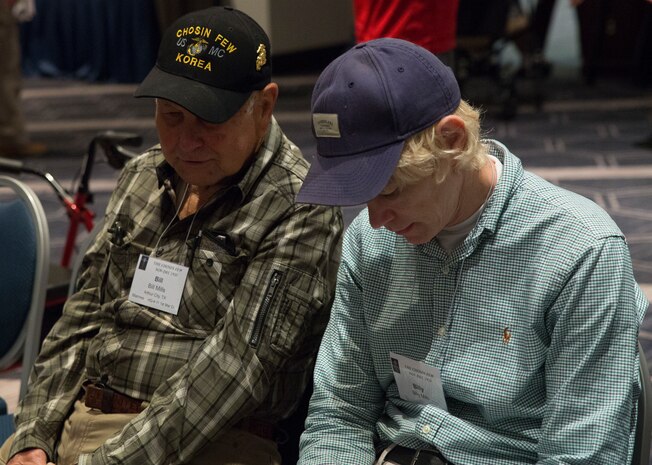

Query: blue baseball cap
<box><xmin>296</xmin><ymin>38</ymin><xmax>461</xmax><ymax>206</ymax></box>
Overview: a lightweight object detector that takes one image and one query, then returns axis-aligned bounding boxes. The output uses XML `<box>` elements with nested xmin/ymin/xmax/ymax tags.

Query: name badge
<box><xmin>128</xmin><ymin>254</ymin><xmax>189</xmax><ymax>315</ymax></box>
<box><xmin>390</xmin><ymin>352</ymin><xmax>448</xmax><ymax>411</ymax></box>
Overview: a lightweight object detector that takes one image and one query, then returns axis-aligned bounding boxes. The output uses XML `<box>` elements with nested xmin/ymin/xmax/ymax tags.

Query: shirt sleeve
<box><xmin>8</xmin><ymin>167</ymin><xmax>135</xmax><ymax>460</ymax></box>
<box><xmin>78</xmin><ymin>202</ymin><xmax>342</xmax><ymax>465</ymax></box>
<box><xmin>535</xmin><ymin>235</ymin><xmax>647</xmax><ymax>463</ymax></box>
<box><xmin>299</xmin><ymin>218</ymin><xmax>385</xmax><ymax>465</ymax></box>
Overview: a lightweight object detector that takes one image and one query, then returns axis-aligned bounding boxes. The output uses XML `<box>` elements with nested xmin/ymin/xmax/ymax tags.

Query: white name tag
<box><xmin>128</xmin><ymin>254</ymin><xmax>189</xmax><ymax>315</ymax></box>
<box><xmin>390</xmin><ymin>352</ymin><xmax>448</xmax><ymax>411</ymax></box>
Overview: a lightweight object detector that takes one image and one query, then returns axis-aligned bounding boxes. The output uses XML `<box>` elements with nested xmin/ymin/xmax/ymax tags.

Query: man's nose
<box><xmin>367</xmin><ymin>198</ymin><xmax>393</xmax><ymax>229</ymax></box>
<box><xmin>178</xmin><ymin>119</ymin><xmax>205</xmax><ymax>151</ymax></box>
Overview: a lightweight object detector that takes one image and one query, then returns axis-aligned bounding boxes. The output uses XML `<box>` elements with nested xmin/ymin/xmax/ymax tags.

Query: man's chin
<box><xmin>405</xmin><ymin>236</ymin><xmax>430</xmax><ymax>245</ymax></box>
<box><xmin>391</xmin><ymin>224</ymin><xmax>430</xmax><ymax>245</ymax></box>
<box><xmin>400</xmin><ymin>232</ymin><xmax>432</xmax><ymax>246</ymax></box>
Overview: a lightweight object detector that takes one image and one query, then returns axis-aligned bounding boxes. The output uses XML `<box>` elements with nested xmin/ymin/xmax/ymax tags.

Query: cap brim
<box><xmin>296</xmin><ymin>141</ymin><xmax>404</xmax><ymax>206</ymax></box>
<box><xmin>134</xmin><ymin>66</ymin><xmax>251</xmax><ymax>124</ymax></box>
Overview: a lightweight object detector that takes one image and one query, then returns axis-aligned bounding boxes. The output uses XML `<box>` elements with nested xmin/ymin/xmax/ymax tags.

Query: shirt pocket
<box><xmin>180</xmin><ymin>233</ymin><xmax>249</xmax><ymax>330</ymax></box>
<box><xmin>248</xmin><ymin>268</ymin><xmax>326</xmax><ymax>359</ymax></box>
<box><xmin>268</xmin><ymin>284</ymin><xmax>316</xmax><ymax>357</ymax></box>
<box><xmin>99</xmin><ymin>232</ymin><xmax>146</xmax><ymax>305</ymax></box>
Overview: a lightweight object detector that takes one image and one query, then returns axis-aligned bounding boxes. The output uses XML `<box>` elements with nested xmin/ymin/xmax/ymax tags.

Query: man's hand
<box><xmin>6</xmin><ymin>448</ymin><xmax>50</xmax><ymax>465</ymax></box>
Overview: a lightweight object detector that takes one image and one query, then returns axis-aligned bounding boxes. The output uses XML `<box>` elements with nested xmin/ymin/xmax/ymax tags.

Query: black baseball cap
<box><xmin>135</xmin><ymin>6</ymin><xmax>271</xmax><ymax>123</ymax></box>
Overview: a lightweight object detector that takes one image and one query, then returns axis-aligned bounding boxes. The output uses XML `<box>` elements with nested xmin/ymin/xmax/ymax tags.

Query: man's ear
<box><xmin>436</xmin><ymin>115</ymin><xmax>467</xmax><ymax>150</ymax></box>
<box><xmin>254</xmin><ymin>83</ymin><xmax>278</xmax><ymax>137</ymax></box>
<box><xmin>258</xmin><ymin>82</ymin><xmax>279</xmax><ymax>121</ymax></box>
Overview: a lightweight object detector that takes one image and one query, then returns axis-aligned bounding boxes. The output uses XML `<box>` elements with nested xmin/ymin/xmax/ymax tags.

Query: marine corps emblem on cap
<box><xmin>188</xmin><ymin>38</ymin><xmax>209</xmax><ymax>57</ymax></box>
<box><xmin>256</xmin><ymin>44</ymin><xmax>267</xmax><ymax>71</ymax></box>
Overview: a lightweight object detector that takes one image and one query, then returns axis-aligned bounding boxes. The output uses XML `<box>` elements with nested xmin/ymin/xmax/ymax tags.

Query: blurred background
<box><xmin>1</xmin><ymin>0</ymin><xmax>652</xmax><ymax>427</ymax></box>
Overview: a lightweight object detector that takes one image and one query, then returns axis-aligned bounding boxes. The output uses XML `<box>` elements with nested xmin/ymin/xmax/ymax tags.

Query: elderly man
<box><xmin>297</xmin><ymin>38</ymin><xmax>647</xmax><ymax>464</ymax></box>
<box><xmin>0</xmin><ymin>6</ymin><xmax>342</xmax><ymax>465</ymax></box>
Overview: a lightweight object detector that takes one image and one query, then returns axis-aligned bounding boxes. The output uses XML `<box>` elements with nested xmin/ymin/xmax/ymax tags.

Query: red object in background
<box><xmin>353</xmin><ymin>0</ymin><xmax>460</xmax><ymax>54</ymax></box>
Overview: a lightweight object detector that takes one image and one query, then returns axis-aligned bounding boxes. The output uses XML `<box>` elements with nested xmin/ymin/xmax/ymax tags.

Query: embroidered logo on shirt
<box><xmin>503</xmin><ymin>327</ymin><xmax>512</xmax><ymax>344</ymax></box>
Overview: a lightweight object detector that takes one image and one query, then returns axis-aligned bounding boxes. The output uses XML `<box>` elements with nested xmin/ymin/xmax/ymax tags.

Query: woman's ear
<box><xmin>436</xmin><ymin>115</ymin><xmax>467</xmax><ymax>150</ymax></box>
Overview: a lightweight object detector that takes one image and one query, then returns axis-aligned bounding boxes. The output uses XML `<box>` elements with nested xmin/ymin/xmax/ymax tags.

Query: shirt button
<box><xmin>438</xmin><ymin>326</ymin><xmax>447</xmax><ymax>336</ymax></box>
<box><xmin>422</xmin><ymin>424</ymin><xmax>432</xmax><ymax>434</ymax></box>
<box><xmin>441</xmin><ymin>266</ymin><xmax>449</xmax><ymax>275</ymax></box>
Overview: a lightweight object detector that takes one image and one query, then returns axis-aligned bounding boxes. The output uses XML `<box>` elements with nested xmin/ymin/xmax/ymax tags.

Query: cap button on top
<box><xmin>355</xmin><ymin>43</ymin><xmax>366</xmax><ymax>49</ymax></box>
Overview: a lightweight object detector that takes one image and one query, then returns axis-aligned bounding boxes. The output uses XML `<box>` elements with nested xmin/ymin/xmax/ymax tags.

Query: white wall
<box><xmin>229</xmin><ymin>0</ymin><xmax>354</xmax><ymax>55</ymax></box>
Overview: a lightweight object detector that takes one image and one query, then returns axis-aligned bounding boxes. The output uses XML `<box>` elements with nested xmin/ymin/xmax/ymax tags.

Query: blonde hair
<box><xmin>389</xmin><ymin>100</ymin><xmax>487</xmax><ymax>191</ymax></box>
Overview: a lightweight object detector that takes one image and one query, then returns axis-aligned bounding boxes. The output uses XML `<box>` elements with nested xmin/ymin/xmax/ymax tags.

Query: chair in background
<box><xmin>0</xmin><ymin>175</ymin><xmax>50</xmax><ymax>435</ymax></box>
<box><xmin>633</xmin><ymin>341</ymin><xmax>652</xmax><ymax>465</ymax></box>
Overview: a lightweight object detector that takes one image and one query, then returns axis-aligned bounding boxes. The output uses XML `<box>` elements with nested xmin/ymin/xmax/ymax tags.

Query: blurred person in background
<box><xmin>634</xmin><ymin>0</ymin><xmax>652</xmax><ymax>149</ymax></box>
<box><xmin>572</xmin><ymin>0</ymin><xmax>652</xmax><ymax>149</ymax></box>
<box><xmin>0</xmin><ymin>0</ymin><xmax>46</xmax><ymax>158</ymax></box>
<box><xmin>352</xmin><ymin>0</ymin><xmax>459</xmax><ymax>65</ymax></box>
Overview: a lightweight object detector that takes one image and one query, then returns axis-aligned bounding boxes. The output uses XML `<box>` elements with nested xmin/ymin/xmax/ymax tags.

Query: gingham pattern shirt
<box><xmin>299</xmin><ymin>140</ymin><xmax>649</xmax><ymax>465</ymax></box>
<box><xmin>11</xmin><ymin>118</ymin><xmax>344</xmax><ymax>465</ymax></box>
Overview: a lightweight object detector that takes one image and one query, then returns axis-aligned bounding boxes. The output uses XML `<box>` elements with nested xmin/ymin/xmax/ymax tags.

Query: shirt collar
<box><xmin>236</xmin><ymin>116</ymin><xmax>283</xmax><ymax>200</ymax></box>
<box><xmin>416</xmin><ymin>140</ymin><xmax>523</xmax><ymax>258</ymax></box>
<box><xmin>477</xmin><ymin>139</ymin><xmax>523</xmax><ymax>236</ymax></box>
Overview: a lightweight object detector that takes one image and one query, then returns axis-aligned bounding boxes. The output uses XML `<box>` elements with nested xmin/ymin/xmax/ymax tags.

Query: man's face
<box><xmin>155</xmin><ymin>91</ymin><xmax>271</xmax><ymax>189</ymax></box>
<box><xmin>366</xmin><ymin>161</ymin><xmax>464</xmax><ymax>245</ymax></box>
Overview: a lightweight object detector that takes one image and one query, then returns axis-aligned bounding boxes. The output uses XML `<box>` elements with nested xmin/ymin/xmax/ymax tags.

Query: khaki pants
<box><xmin>0</xmin><ymin>400</ymin><xmax>280</xmax><ymax>465</ymax></box>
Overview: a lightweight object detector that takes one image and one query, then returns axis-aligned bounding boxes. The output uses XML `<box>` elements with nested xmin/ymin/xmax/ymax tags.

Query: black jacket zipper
<box><xmin>249</xmin><ymin>270</ymin><xmax>283</xmax><ymax>347</ymax></box>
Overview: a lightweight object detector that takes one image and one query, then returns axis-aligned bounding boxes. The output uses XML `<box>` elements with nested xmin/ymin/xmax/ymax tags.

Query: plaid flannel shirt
<box><xmin>11</xmin><ymin>118</ymin><xmax>343</xmax><ymax>465</ymax></box>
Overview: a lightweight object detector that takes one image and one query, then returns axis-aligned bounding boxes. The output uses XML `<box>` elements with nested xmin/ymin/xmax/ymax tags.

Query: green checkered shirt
<box><xmin>11</xmin><ymin>118</ymin><xmax>343</xmax><ymax>465</ymax></box>
<box><xmin>299</xmin><ymin>140</ymin><xmax>648</xmax><ymax>465</ymax></box>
